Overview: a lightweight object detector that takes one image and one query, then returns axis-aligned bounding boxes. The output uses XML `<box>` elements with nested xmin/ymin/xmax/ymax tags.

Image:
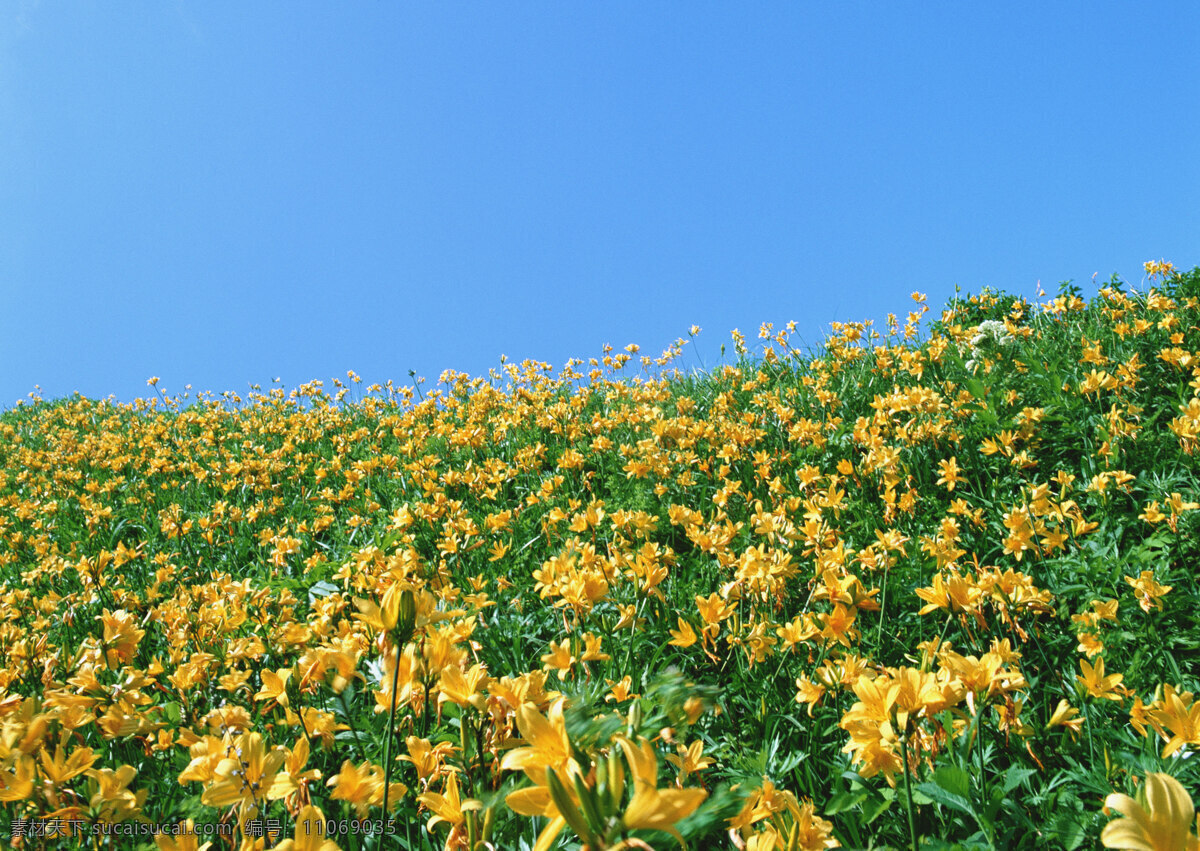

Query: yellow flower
<box><xmin>839</xmin><ymin>675</ymin><xmax>904</xmax><ymax>783</ymax></box>
<box><xmin>1147</xmin><ymin>685</ymin><xmax>1200</xmax><ymax>758</ymax></box>
<box><xmin>353</xmin><ymin>584</ymin><xmax>417</xmax><ymax>637</ymax></box>
<box><xmin>86</xmin><ymin>764</ymin><xmax>147</xmax><ymax>823</ymax></box>
<box><xmin>287</xmin><ymin>707</ymin><xmax>350</xmax><ymax>749</ymax></box>
<box><xmin>1102</xmin><ymin>772</ymin><xmax>1200</xmax><ymax>850</ymax></box>
<box><xmin>618</xmin><ymin>736</ymin><xmax>707</xmax><ymax>844</ymax></box>
<box><xmin>267</xmin><ymin>735</ymin><xmax>322</xmax><ymax>804</ymax></box>
<box><xmin>418</xmin><ymin>772</ymin><xmax>481</xmax><ymax>845</ymax></box>
<box><xmin>541</xmin><ymin>640</ymin><xmax>576</xmax><ymax>678</ymax></box>
<box><xmin>615</xmin><ymin>602</ymin><xmax>646</xmax><ymax>631</ymax></box>
<box><xmin>605</xmin><ymin>676</ymin><xmax>638</xmax><ymax>703</ymax></box>
<box><xmin>501</xmin><ymin>699</ymin><xmax>577</xmax><ymax>781</ymax></box>
<box><xmin>730</xmin><ymin>778</ymin><xmax>839</xmax><ymax>850</ymax></box>
<box><xmin>273</xmin><ymin>804</ymin><xmax>341</xmax><ymax>851</ymax></box>
<box><xmin>0</xmin><ymin>755</ymin><xmax>35</xmax><ymax>802</ymax></box>
<box><xmin>399</xmin><ymin>736</ymin><xmax>457</xmax><ymax>787</ymax></box>
<box><xmin>1078</xmin><ymin>632</ymin><xmax>1105</xmax><ymax>658</ymax></box>
<box><xmin>154</xmin><ymin>819</ymin><xmax>212</xmax><ymax>851</ymax></box>
<box><xmin>98</xmin><ymin>608</ymin><xmax>145</xmax><ymax>666</ymax></box>
<box><xmin>915</xmin><ymin>570</ymin><xmax>981</xmax><ymax>617</ymax></box>
<box><xmin>1079</xmin><ymin>657</ymin><xmax>1124</xmax><ymax>702</ymax></box>
<box><xmin>1046</xmin><ymin>699</ymin><xmax>1084</xmax><ymax>738</ymax></box>
<box><xmin>795</xmin><ymin>675</ymin><xmax>827</xmax><ymax>718</ymax></box>
<box><xmin>503</xmin><ymin>770</ymin><xmax>574</xmax><ymax>851</ymax></box>
<box><xmin>38</xmin><ymin>744</ymin><xmax>96</xmax><ymax>785</ymax></box>
<box><xmin>327</xmin><ymin>759</ymin><xmax>407</xmax><ymax>819</ymax></box>
<box><xmin>254</xmin><ymin>668</ymin><xmax>291</xmax><ymax>709</ymax></box>
<box><xmin>488</xmin><ymin>539</ymin><xmax>511</xmax><ymax>562</ymax></box>
<box><xmin>936</xmin><ymin>457</ymin><xmax>964</xmax><ymax>491</ymax></box>
<box><xmin>1126</xmin><ymin>571</ymin><xmax>1173</xmax><ymax>613</ymax></box>
<box><xmin>665</xmin><ymin>740</ymin><xmax>715</xmax><ymax>785</ymax></box>
<box><xmin>437</xmin><ymin>662</ymin><xmax>489</xmax><ymax>710</ymax></box>
<box><xmin>580</xmin><ymin>632</ymin><xmax>610</xmax><ymax>662</ymax></box>
<box><xmin>668</xmin><ymin>617</ymin><xmax>698</xmax><ymax>647</ymax></box>
<box><xmin>201</xmin><ymin>732</ymin><xmax>287</xmax><ymax>816</ymax></box>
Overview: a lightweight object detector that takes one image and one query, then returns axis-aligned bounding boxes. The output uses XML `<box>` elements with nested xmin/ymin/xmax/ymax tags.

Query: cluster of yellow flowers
<box><xmin>1</xmin><ymin>266</ymin><xmax>1199</xmax><ymax>848</ymax></box>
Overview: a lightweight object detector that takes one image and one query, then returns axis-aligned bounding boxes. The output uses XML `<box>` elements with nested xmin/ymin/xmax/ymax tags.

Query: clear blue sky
<box><xmin>3</xmin><ymin>3</ymin><xmax>1197</xmax><ymax>408</ymax></box>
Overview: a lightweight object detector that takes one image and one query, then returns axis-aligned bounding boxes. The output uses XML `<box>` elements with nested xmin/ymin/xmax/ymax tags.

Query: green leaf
<box><xmin>824</xmin><ymin>790</ymin><xmax>867</xmax><ymax>815</ymax></box>
<box><xmin>862</xmin><ymin>792</ymin><xmax>892</xmax><ymax>824</ymax></box>
<box><xmin>308</xmin><ymin>580</ymin><xmax>340</xmax><ymax>605</ymax></box>
<box><xmin>1003</xmin><ymin>766</ymin><xmax>1036</xmax><ymax>794</ymax></box>
<box><xmin>933</xmin><ymin>765</ymin><xmax>970</xmax><ymax>799</ymax></box>
<box><xmin>916</xmin><ymin>781</ymin><xmax>975</xmax><ymax>817</ymax></box>
<box><xmin>1052</xmin><ymin>812</ymin><xmax>1088</xmax><ymax>850</ymax></box>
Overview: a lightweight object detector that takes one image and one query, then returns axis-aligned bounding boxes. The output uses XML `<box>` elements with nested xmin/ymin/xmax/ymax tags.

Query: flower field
<box><xmin>3</xmin><ymin>263</ymin><xmax>1200</xmax><ymax>850</ymax></box>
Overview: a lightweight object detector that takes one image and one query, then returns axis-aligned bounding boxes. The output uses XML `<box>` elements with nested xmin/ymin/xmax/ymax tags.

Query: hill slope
<box><xmin>1</xmin><ymin>264</ymin><xmax>1199</xmax><ymax>849</ymax></box>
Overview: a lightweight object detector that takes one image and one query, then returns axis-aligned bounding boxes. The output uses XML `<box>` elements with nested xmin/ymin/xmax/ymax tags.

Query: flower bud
<box><xmin>396</xmin><ymin>588</ymin><xmax>418</xmax><ymax>644</ymax></box>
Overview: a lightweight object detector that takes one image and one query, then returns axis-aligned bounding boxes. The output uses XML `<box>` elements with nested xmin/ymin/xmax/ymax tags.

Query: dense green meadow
<box><xmin>2</xmin><ymin>262</ymin><xmax>1199</xmax><ymax>850</ymax></box>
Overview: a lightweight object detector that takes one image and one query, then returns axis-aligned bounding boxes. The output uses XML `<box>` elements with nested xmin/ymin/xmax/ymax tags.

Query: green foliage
<box><xmin>2</xmin><ymin>267</ymin><xmax>1200</xmax><ymax>849</ymax></box>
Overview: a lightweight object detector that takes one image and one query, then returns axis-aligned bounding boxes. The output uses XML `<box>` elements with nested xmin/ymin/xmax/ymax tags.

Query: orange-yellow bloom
<box><xmin>273</xmin><ymin>805</ymin><xmax>340</xmax><ymax>851</ymax></box>
<box><xmin>1047</xmin><ymin>699</ymin><xmax>1084</xmax><ymax>738</ymax></box>
<box><xmin>1102</xmin><ymin>772</ymin><xmax>1200</xmax><ymax>850</ymax></box>
<box><xmin>617</xmin><ymin>736</ymin><xmax>707</xmax><ymax>843</ymax></box>
<box><xmin>668</xmin><ymin>617</ymin><xmax>698</xmax><ymax>647</ymax></box>
<box><xmin>1078</xmin><ymin>658</ymin><xmax>1124</xmax><ymax>702</ymax></box>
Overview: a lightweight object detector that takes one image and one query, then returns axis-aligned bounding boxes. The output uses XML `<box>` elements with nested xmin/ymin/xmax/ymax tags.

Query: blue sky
<box><xmin>2</xmin><ymin>3</ymin><xmax>1197</xmax><ymax>408</ymax></box>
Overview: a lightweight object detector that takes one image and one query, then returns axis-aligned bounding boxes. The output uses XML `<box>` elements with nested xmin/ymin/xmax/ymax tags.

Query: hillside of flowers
<box><xmin>2</xmin><ymin>262</ymin><xmax>1200</xmax><ymax>850</ymax></box>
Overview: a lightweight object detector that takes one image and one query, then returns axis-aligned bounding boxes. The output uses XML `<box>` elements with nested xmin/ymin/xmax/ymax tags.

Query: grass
<box><xmin>1</xmin><ymin>261</ymin><xmax>1199</xmax><ymax>850</ymax></box>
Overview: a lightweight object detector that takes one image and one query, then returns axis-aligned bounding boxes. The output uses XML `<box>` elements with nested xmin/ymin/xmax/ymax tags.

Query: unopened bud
<box><xmin>546</xmin><ymin>768</ymin><xmax>592</xmax><ymax>842</ymax></box>
<box><xmin>396</xmin><ymin>588</ymin><xmax>418</xmax><ymax>644</ymax></box>
<box><xmin>626</xmin><ymin>701</ymin><xmax>642</xmax><ymax>737</ymax></box>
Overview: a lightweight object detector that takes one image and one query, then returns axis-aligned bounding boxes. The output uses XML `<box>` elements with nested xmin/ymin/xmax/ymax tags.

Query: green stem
<box><xmin>1083</xmin><ymin>699</ymin><xmax>1096</xmax><ymax>766</ymax></box>
<box><xmin>460</xmin><ymin>712</ymin><xmax>475</xmax><ymax>799</ymax></box>
<box><xmin>977</xmin><ymin>710</ymin><xmax>988</xmax><ymax>829</ymax></box>
<box><xmin>623</xmin><ymin>592</ymin><xmax>647</xmax><ymax>674</ymax></box>
<box><xmin>335</xmin><ymin>687</ymin><xmax>368</xmax><ymax>756</ymax></box>
<box><xmin>421</xmin><ymin>673</ymin><xmax>431</xmax><ymax>739</ymax></box>
<box><xmin>899</xmin><ymin>730</ymin><xmax>918</xmax><ymax>851</ymax></box>
<box><xmin>875</xmin><ymin>565</ymin><xmax>889</xmax><ymax>648</ymax></box>
<box><xmin>924</xmin><ymin>613</ymin><xmax>954</xmax><ymax>671</ymax></box>
<box><xmin>381</xmin><ymin>639</ymin><xmax>403</xmax><ymax>822</ymax></box>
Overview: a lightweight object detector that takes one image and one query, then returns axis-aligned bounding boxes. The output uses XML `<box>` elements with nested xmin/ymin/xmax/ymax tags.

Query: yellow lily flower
<box><xmin>417</xmin><ymin>772</ymin><xmax>481</xmax><ymax>847</ymax></box>
<box><xmin>267</xmin><ymin>735</ymin><xmax>322</xmax><ymax>804</ymax></box>
<box><xmin>152</xmin><ymin>820</ymin><xmax>213</xmax><ymax>849</ymax></box>
<box><xmin>86</xmin><ymin>764</ymin><xmax>147</xmax><ymax>823</ymax></box>
<box><xmin>1147</xmin><ymin>684</ymin><xmax>1200</xmax><ymax>758</ymax></box>
<box><xmin>38</xmin><ymin>745</ymin><xmax>96</xmax><ymax>785</ymax></box>
<box><xmin>501</xmin><ymin>699</ymin><xmax>577</xmax><ymax>780</ymax></box>
<box><xmin>666</xmin><ymin>740</ymin><xmax>715</xmax><ymax>786</ymax></box>
<box><xmin>352</xmin><ymin>585</ymin><xmax>417</xmax><ymax>637</ymax></box>
<box><xmin>1079</xmin><ymin>657</ymin><xmax>1124</xmax><ymax>702</ymax></box>
<box><xmin>668</xmin><ymin>618</ymin><xmax>699</xmax><ymax>648</ymax></box>
<box><xmin>400</xmin><ymin>736</ymin><xmax>458</xmax><ymax>787</ymax></box>
<box><xmin>0</xmin><ymin>754</ymin><xmax>35</xmax><ymax>802</ymax></box>
<box><xmin>327</xmin><ymin>759</ymin><xmax>407</xmax><ymax>819</ymax></box>
<box><xmin>273</xmin><ymin>805</ymin><xmax>341</xmax><ymax>851</ymax></box>
<box><xmin>1102</xmin><ymin>772</ymin><xmax>1200</xmax><ymax>850</ymax></box>
<box><xmin>1046</xmin><ymin>699</ymin><xmax>1084</xmax><ymax>737</ymax></box>
<box><xmin>153</xmin><ymin>819</ymin><xmax>213</xmax><ymax>851</ymax></box>
<box><xmin>617</xmin><ymin>736</ymin><xmax>707</xmax><ymax>844</ymax></box>
<box><xmin>200</xmin><ymin>732</ymin><xmax>287</xmax><ymax>815</ymax></box>
<box><xmin>504</xmin><ymin>779</ymin><xmax>570</xmax><ymax>851</ymax></box>
<box><xmin>437</xmin><ymin>662</ymin><xmax>489</xmax><ymax>710</ymax></box>
<box><xmin>253</xmin><ymin>668</ymin><xmax>292</xmax><ymax>709</ymax></box>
